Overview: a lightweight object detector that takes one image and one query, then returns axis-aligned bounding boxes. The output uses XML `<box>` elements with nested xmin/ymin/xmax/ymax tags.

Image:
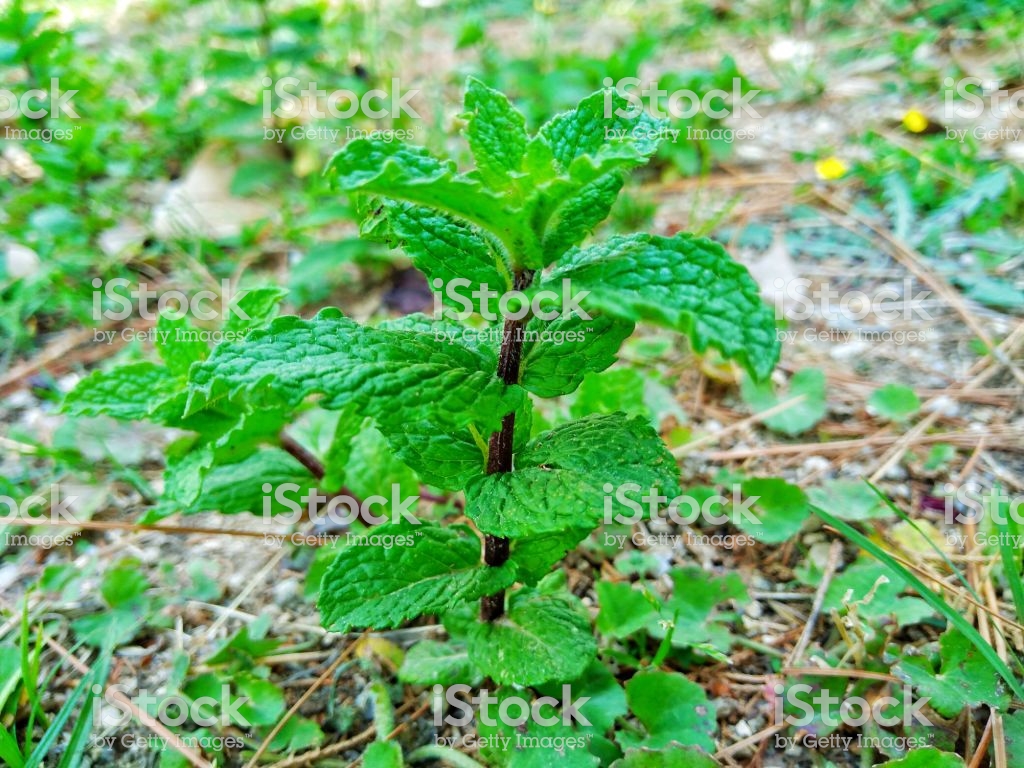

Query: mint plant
<box><xmin>64</xmin><ymin>79</ymin><xmax>778</xmax><ymax>690</ymax></box>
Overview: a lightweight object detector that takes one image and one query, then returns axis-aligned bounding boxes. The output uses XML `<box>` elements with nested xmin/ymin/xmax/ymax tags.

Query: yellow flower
<box><xmin>814</xmin><ymin>156</ymin><xmax>847</xmax><ymax>180</ymax></box>
<box><xmin>902</xmin><ymin>109</ymin><xmax>928</xmax><ymax>133</ymax></box>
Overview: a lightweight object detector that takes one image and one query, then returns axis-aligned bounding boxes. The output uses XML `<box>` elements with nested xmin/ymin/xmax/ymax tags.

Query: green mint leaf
<box><xmin>467</xmin><ymin>588</ymin><xmax>596</xmax><ymax>686</ymax></box>
<box><xmin>549</xmin><ymin>233</ymin><xmax>779</xmax><ymax>381</ymax></box>
<box><xmin>156</xmin><ymin>312</ymin><xmax>209</xmax><ymax>377</ymax></box>
<box><xmin>187</xmin><ymin>309</ymin><xmax>525</xmax><ymax>436</ymax></box>
<box><xmin>521</xmin><ymin>313</ymin><xmax>634</xmax><ymax>397</ymax></box>
<box><xmin>463</xmin><ymin>77</ymin><xmax>528</xmax><ymax>186</ymax></box>
<box><xmin>537</xmin><ymin>90</ymin><xmax>664</xmax><ymax>173</ymax></box>
<box><xmin>523</xmin><ymin>90</ymin><xmax>665</xmax><ymax>266</ymax></box>
<box><xmin>510</xmin><ymin>527</ymin><xmax>591</xmax><ymax>584</ymax></box>
<box><xmin>167</xmin><ymin>447</ymin><xmax>315</xmax><ymax>516</ymax></box>
<box><xmin>223</xmin><ymin>285</ymin><xmax>288</xmax><ymax>336</ymax></box>
<box><xmin>382</xmin><ymin>203</ymin><xmax>510</xmax><ymax>315</ymax></box>
<box><xmin>376</xmin><ymin>312</ymin><xmax>495</xmax><ymax>353</ymax></box>
<box><xmin>385</xmin><ymin>425</ymin><xmax>484</xmax><ymax>490</ymax></box>
<box><xmin>539</xmin><ymin>172</ymin><xmax>626</xmax><ymax>262</ymax></box>
<box><xmin>318</xmin><ymin>523</ymin><xmax>516</xmax><ymax>632</ymax></box>
<box><xmin>466</xmin><ymin>413</ymin><xmax>680</xmax><ymax>538</ymax></box>
<box><xmin>384</xmin><ymin>396</ymin><xmax>531</xmax><ymax>491</ymax></box>
<box><xmin>325</xmin><ymin>138</ymin><xmax>535</xmax><ymax>266</ymax></box>
<box><xmin>175</xmin><ymin>406</ymin><xmax>291</xmax><ymax>501</ymax></box>
<box><xmin>63</xmin><ymin>362</ymin><xmax>181</xmax><ymax>422</ymax></box>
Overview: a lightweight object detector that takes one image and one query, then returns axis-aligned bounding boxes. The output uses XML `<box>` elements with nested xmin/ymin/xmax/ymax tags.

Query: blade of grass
<box><xmin>867</xmin><ymin>481</ymin><xmax>983</xmax><ymax>604</ymax></box>
<box><xmin>873</xmin><ymin>480</ymin><xmax>1024</xmax><ymax>668</ymax></box>
<box><xmin>810</xmin><ymin>503</ymin><xmax>1024</xmax><ymax>704</ymax></box>
<box><xmin>55</xmin><ymin>651</ymin><xmax>111</xmax><ymax>768</ymax></box>
<box><xmin>991</xmin><ymin>489</ymin><xmax>1024</xmax><ymax>624</ymax></box>
<box><xmin>0</xmin><ymin>726</ymin><xmax>26</xmax><ymax>768</ymax></box>
<box><xmin>24</xmin><ymin>651</ymin><xmax>109</xmax><ymax>768</ymax></box>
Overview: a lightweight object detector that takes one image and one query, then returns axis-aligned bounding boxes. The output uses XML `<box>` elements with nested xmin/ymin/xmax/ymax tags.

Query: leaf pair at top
<box><xmin>326</xmin><ymin>78</ymin><xmax>664</xmax><ymax>276</ymax></box>
<box><xmin>325</xmin><ymin>79</ymin><xmax>780</xmax><ymax>383</ymax></box>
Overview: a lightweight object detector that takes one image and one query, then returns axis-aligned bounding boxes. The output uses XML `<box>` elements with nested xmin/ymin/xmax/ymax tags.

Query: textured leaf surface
<box><xmin>524</xmin><ymin>90</ymin><xmax>665</xmax><ymax>266</ymax></box>
<box><xmin>384</xmin><ymin>203</ymin><xmax>509</xmax><ymax>315</ymax></box>
<box><xmin>156</xmin><ymin>312</ymin><xmax>209</xmax><ymax>377</ymax></box>
<box><xmin>463</xmin><ymin>77</ymin><xmax>527</xmax><ymax>186</ymax></box>
<box><xmin>549</xmin><ymin>234</ymin><xmax>779</xmax><ymax>380</ymax></box>
<box><xmin>521</xmin><ymin>312</ymin><xmax>634</xmax><ymax>397</ymax></box>
<box><xmin>466</xmin><ymin>413</ymin><xmax>680</xmax><ymax>537</ymax></box>
<box><xmin>386</xmin><ymin>426</ymin><xmax>484</xmax><ymax>490</ymax></box>
<box><xmin>319</xmin><ymin>524</ymin><xmax>516</xmax><ymax>632</ymax></box>
<box><xmin>168</xmin><ymin>448</ymin><xmax>315</xmax><ymax>516</ymax></box>
<box><xmin>63</xmin><ymin>362</ymin><xmax>181</xmax><ymax>422</ymax></box>
<box><xmin>187</xmin><ymin>309</ymin><xmax>524</xmax><ymax>436</ymax></box>
<box><xmin>325</xmin><ymin>138</ymin><xmax>533</xmax><ymax>264</ymax></box>
<box><xmin>467</xmin><ymin>589</ymin><xmax>596</xmax><ymax>686</ymax></box>
<box><xmin>537</xmin><ymin>90</ymin><xmax>663</xmax><ymax>172</ymax></box>
<box><xmin>510</xmin><ymin>527</ymin><xmax>591</xmax><ymax>584</ymax></box>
